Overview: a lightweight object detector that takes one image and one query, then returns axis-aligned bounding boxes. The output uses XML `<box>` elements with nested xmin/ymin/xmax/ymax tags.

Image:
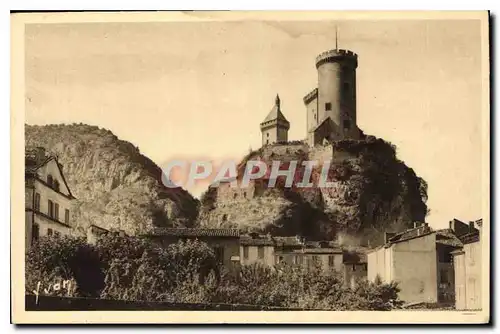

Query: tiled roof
<box><xmin>435</xmin><ymin>229</ymin><xmax>463</xmax><ymax>248</ymax></box>
<box><xmin>261</xmin><ymin>104</ymin><xmax>290</xmax><ymax>125</ymax></box>
<box><xmin>459</xmin><ymin>231</ymin><xmax>480</xmax><ymax>245</ymax></box>
<box><xmin>300</xmin><ymin>248</ymin><xmax>342</xmax><ymax>254</ymax></box>
<box><xmin>387</xmin><ymin>224</ymin><xmax>433</xmax><ymax>245</ymax></box>
<box><xmin>149</xmin><ymin>228</ymin><xmax>240</xmax><ymax>238</ymax></box>
<box><xmin>273</xmin><ymin>236</ymin><xmax>304</xmax><ymax>247</ymax></box>
<box><xmin>240</xmin><ymin>236</ymin><xmax>275</xmax><ymax>246</ymax></box>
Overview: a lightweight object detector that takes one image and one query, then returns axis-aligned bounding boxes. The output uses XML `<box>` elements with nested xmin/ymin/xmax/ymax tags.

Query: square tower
<box><xmin>260</xmin><ymin>95</ymin><xmax>290</xmax><ymax>146</ymax></box>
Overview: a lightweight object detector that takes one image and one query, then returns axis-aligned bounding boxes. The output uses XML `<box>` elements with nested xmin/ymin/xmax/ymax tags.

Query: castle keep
<box><xmin>260</xmin><ymin>47</ymin><xmax>361</xmax><ymax>147</ymax></box>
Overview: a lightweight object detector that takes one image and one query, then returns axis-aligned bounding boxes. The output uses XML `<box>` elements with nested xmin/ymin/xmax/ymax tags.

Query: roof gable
<box><xmin>29</xmin><ymin>156</ymin><xmax>74</xmax><ymax>198</ymax></box>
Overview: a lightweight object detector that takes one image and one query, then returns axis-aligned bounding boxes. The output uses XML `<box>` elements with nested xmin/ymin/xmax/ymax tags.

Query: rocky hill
<box><xmin>25</xmin><ymin>124</ymin><xmax>200</xmax><ymax>236</ymax></box>
<box><xmin>198</xmin><ymin>136</ymin><xmax>428</xmax><ymax>246</ymax></box>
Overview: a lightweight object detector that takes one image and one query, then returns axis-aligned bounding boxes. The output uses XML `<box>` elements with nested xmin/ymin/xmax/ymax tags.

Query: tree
<box><xmin>26</xmin><ymin>235</ymin><xmax>104</xmax><ymax>297</ymax></box>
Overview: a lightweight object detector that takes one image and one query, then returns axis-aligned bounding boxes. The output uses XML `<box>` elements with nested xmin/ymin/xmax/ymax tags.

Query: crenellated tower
<box><xmin>305</xmin><ymin>48</ymin><xmax>360</xmax><ymax>146</ymax></box>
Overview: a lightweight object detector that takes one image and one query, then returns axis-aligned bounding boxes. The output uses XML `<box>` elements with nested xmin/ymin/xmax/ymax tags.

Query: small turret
<box><xmin>260</xmin><ymin>94</ymin><xmax>290</xmax><ymax>146</ymax></box>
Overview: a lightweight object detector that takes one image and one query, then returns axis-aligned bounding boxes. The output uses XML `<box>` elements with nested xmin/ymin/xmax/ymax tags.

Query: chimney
<box><xmin>449</xmin><ymin>220</ymin><xmax>453</xmax><ymax>230</ymax></box>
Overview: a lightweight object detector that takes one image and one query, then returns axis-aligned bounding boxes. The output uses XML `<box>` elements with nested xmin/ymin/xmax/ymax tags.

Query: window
<box><xmin>243</xmin><ymin>246</ymin><xmax>249</xmax><ymax>259</ymax></box>
<box><xmin>47</xmin><ymin>228</ymin><xmax>53</xmax><ymax>236</ymax></box>
<box><xmin>54</xmin><ymin>203</ymin><xmax>59</xmax><ymax>220</ymax></box>
<box><xmin>47</xmin><ymin>174</ymin><xmax>53</xmax><ymax>187</ymax></box>
<box><xmin>48</xmin><ymin>200</ymin><xmax>54</xmax><ymax>218</ymax></box>
<box><xmin>53</xmin><ymin>180</ymin><xmax>60</xmax><ymax>192</ymax></box>
<box><xmin>243</xmin><ymin>192</ymin><xmax>247</xmax><ymax>198</ymax></box>
<box><xmin>65</xmin><ymin>209</ymin><xmax>70</xmax><ymax>224</ymax></box>
<box><xmin>32</xmin><ymin>223</ymin><xmax>39</xmax><ymax>244</ymax></box>
<box><xmin>352</xmin><ymin>264</ymin><xmax>356</xmax><ymax>271</ymax></box>
<box><xmin>312</xmin><ymin>255</ymin><xmax>319</xmax><ymax>265</ymax></box>
<box><xmin>296</xmin><ymin>255</ymin><xmax>303</xmax><ymax>265</ymax></box>
<box><xmin>267</xmin><ymin>133</ymin><xmax>269</xmax><ymax>137</ymax></box>
<box><xmin>328</xmin><ymin>255</ymin><xmax>335</xmax><ymax>267</ymax></box>
<box><xmin>34</xmin><ymin>193</ymin><xmax>40</xmax><ymax>210</ymax></box>
<box><xmin>258</xmin><ymin>246</ymin><xmax>265</xmax><ymax>259</ymax></box>
<box><xmin>325</xmin><ymin>102</ymin><xmax>332</xmax><ymax>111</ymax></box>
<box><xmin>314</xmin><ymin>114</ymin><xmax>317</xmax><ymax>120</ymax></box>
<box><xmin>343</xmin><ymin>119</ymin><xmax>351</xmax><ymax>130</ymax></box>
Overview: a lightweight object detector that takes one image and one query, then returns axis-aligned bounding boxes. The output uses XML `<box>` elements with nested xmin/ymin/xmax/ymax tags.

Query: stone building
<box><xmin>367</xmin><ymin>223</ymin><xmax>439</xmax><ymax>305</ymax></box>
<box><xmin>305</xmin><ymin>48</ymin><xmax>361</xmax><ymax>145</ymax></box>
<box><xmin>343</xmin><ymin>250</ymin><xmax>368</xmax><ymax>289</ymax></box>
<box><xmin>240</xmin><ymin>233</ymin><xmax>275</xmax><ymax>266</ymax></box>
<box><xmin>25</xmin><ymin>147</ymin><xmax>75</xmax><ymax>251</ymax></box>
<box><xmin>259</xmin><ymin>46</ymin><xmax>363</xmax><ymax>147</ymax></box>
<box><xmin>239</xmin><ymin>234</ymin><xmax>367</xmax><ymax>285</ymax></box>
<box><xmin>434</xmin><ymin>225</ymin><xmax>465</xmax><ymax>304</ymax></box>
<box><xmin>260</xmin><ymin>95</ymin><xmax>290</xmax><ymax>146</ymax></box>
<box><xmin>142</xmin><ymin>228</ymin><xmax>241</xmax><ymax>268</ymax></box>
<box><xmin>451</xmin><ymin>219</ymin><xmax>482</xmax><ymax>310</ymax></box>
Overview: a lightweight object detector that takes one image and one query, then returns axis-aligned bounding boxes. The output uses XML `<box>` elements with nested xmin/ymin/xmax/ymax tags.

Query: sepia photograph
<box><xmin>10</xmin><ymin>10</ymin><xmax>490</xmax><ymax>324</ymax></box>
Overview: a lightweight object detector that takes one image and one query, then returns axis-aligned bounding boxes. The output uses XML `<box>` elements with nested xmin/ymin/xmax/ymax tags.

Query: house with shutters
<box><xmin>25</xmin><ymin>147</ymin><xmax>75</xmax><ymax>251</ymax></box>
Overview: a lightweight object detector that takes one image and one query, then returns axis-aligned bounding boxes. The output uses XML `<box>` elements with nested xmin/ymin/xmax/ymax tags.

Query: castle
<box><xmin>260</xmin><ymin>47</ymin><xmax>361</xmax><ymax>147</ymax></box>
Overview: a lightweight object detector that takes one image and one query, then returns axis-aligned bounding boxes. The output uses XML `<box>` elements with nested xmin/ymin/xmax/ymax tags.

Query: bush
<box><xmin>26</xmin><ymin>234</ymin><xmax>401</xmax><ymax>310</ymax></box>
<box><xmin>26</xmin><ymin>235</ymin><xmax>104</xmax><ymax>297</ymax></box>
<box><xmin>97</xmin><ymin>234</ymin><xmax>219</xmax><ymax>302</ymax></box>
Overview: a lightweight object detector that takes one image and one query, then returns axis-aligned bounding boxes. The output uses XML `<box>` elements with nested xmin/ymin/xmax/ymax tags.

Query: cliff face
<box><xmin>25</xmin><ymin>124</ymin><xmax>199</xmax><ymax>235</ymax></box>
<box><xmin>199</xmin><ymin>136</ymin><xmax>428</xmax><ymax>245</ymax></box>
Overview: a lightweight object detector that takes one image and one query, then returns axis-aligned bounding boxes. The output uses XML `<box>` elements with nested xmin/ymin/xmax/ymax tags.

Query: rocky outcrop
<box><xmin>25</xmin><ymin>124</ymin><xmax>200</xmax><ymax>236</ymax></box>
<box><xmin>199</xmin><ymin>136</ymin><xmax>428</xmax><ymax>245</ymax></box>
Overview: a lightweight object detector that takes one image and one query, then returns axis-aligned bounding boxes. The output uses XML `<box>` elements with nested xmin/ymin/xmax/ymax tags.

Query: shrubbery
<box><xmin>26</xmin><ymin>234</ymin><xmax>401</xmax><ymax>310</ymax></box>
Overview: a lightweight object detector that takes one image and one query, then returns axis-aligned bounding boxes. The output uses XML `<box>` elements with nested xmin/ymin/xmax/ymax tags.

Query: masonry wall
<box><xmin>464</xmin><ymin>241</ymin><xmax>482</xmax><ymax>310</ymax></box>
<box><xmin>391</xmin><ymin>233</ymin><xmax>438</xmax><ymax>304</ymax></box>
<box><xmin>240</xmin><ymin>245</ymin><xmax>275</xmax><ymax>266</ymax></box>
<box><xmin>317</xmin><ymin>61</ymin><xmax>358</xmax><ymax>139</ymax></box>
<box><xmin>367</xmin><ymin>247</ymin><xmax>391</xmax><ymax>282</ymax></box>
<box><xmin>453</xmin><ymin>252</ymin><xmax>466</xmax><ymax>309</ymax></box>
<box><xmin>262</xmin><ymin>126</ymin><xmax>277</xmax><ymax>146</ymax></box>
<box><xmin>306</xmin><ymin>96</ymin><xmax>319</xmax><ymax>134</ymax></box>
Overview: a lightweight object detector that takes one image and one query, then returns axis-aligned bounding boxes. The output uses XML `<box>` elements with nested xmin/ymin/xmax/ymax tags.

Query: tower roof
<box><xmin>260</xmin><ymin>94</ymin><xmax>290</xmax><ymax>128</ymax></box>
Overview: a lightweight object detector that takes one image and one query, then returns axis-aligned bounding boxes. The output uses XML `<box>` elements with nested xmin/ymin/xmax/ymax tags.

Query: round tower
<box><xmin>315</xmin><ymin>49</ymin><xmax>359</xmax><ymax>139</ymax></box>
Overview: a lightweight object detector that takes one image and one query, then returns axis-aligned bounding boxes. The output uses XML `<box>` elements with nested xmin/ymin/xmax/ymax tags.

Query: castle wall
<box><xmin>277</xmin><ymin>127</ymin><xmax>288</xmax><ymax>143</ymax></box>
<box><xmin>306</xmin><ymin>96</ymin><xmax>319</xmax><ymax>132</ymax></box>
<box><xmin>261</xmin><ymin>126</ymin><xmax>277</xmax><ymax>146</ymax></box>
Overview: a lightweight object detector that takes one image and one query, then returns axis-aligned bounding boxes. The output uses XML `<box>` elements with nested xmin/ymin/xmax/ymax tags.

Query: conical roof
<box><xmin>260</xmin><ymin>94</ymin><xmax>290</xmax><ymax>126</ymax></box>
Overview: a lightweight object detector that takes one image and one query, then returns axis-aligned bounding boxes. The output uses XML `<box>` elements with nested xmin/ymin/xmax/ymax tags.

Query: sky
<box><xmin>24</xmin><ymin>17</ymin><xmax>485</xmax><ymax>229</ymax></box>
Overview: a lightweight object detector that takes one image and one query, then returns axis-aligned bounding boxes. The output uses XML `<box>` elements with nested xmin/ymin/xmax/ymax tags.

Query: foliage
<box><xmin>96</xmin><ymin>234</ymin><xmax>219</xmax><ymax>302</ymax></box>
<box><xmin>26</xmin><ymin>234</ymin><xmax>401</xmax><ymax>310</ymax></box>
<box><xmin>26</xmin><ymin>235</ymin><xmax>104</xmax><ymax>297</ymax></box>
<box><xmin>212</xmin><ymin>263</ymin><xmax>401</xmax><ymax>310</ymax></box>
